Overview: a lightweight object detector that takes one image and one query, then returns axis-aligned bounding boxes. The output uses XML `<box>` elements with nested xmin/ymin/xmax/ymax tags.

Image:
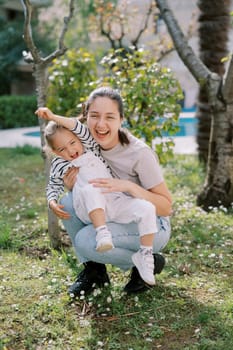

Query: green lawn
<box><xmin>0</xmin><ymin>146</ymin><xmax>232</xmax><ymax>350</ymax></box>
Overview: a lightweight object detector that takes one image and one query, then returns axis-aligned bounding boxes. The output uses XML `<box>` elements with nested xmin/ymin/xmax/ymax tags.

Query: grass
<box><xmin>0</xmin><ymin>145</ymin><xmax>233</xmax><ymax>350</ymax></box>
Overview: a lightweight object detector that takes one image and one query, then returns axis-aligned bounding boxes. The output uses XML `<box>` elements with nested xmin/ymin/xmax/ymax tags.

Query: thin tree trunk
<box><xmin>33</xmin><ymin>63</ymin><xmax>61</xmax><ymax>248</ymax></box>
<box><xmin>21</xmin><ymin>0</ymin><xmax>75</xmax><ymax>248</ymax></box>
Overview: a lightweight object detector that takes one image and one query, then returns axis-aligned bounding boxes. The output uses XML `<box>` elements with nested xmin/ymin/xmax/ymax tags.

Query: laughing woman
<box><xmin>60</xmin><ymin>86</ymin><xmax>172</xmax><ymax>297</ymax></box>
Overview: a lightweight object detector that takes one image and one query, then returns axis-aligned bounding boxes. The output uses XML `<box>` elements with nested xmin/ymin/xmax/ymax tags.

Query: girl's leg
<box><xmin>75</xmin><ymin>184</ymin><xmax>114</xmax><ymax>252</ymax></box>
<box><xmin>89</xmin><ymin>208</ymin><xmax>114</xmax><ymax>252</ymax></box>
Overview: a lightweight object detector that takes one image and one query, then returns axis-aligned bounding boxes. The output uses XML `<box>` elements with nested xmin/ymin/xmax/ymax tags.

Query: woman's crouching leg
<box><xmin>75</xmin><ymin>219</ymin><xmax>171</xmax><ymax>271</ymax></box>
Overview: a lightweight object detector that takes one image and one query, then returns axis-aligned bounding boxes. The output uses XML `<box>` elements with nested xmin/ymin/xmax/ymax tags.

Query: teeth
<box><xmin>97</xmin><ymin>131</ymin><xmax>108</xmax><ymax>135</ymax></box>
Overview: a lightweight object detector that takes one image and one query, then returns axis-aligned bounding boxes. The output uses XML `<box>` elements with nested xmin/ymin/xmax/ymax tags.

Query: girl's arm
<box><xmin>35</xmin><ymin>107</ymin><xmax>76</xmax><ymax>130</ymax></box>
<box><xmin>35</xmin><ymin>107</ymin><xmax>98</xmax><ymax>151</ymax></box>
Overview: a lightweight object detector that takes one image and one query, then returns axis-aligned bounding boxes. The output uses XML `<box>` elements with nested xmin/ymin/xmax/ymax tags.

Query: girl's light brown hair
<box><xmin>44</xmin><ymin>121</ymin><xmax>65</xmax><ymax>150</ymax></box>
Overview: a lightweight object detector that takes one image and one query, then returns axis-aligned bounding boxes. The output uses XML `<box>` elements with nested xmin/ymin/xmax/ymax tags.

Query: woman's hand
<box><xmin>49</xmin><ymin>200</ymin><xmax>71</xmax><ymax>219</ymax></box>
<box><xmin>89</xmin><ymin>178</ymin><xmax>133</xmax><ymax>194</ymax></box>
<box><xmin>90</xmin><ymin>178</ymin><xmax>172</xmax><ymax>216</ymax></box>
<box><xmin>63</xmin><ymin>167</ymin><xmax>79</xmax><ymax>191</ymax></box>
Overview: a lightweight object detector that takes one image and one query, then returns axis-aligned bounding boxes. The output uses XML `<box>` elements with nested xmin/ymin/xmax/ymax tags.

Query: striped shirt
<box><xmin>46</xmin><ymin>119</ymin><xmax>111</xmax><ymax>203</ymax></box>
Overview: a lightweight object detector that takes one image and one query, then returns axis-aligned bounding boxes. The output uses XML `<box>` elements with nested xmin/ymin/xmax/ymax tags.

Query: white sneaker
<box><xmin>96</xmin><ymin>230</ymin><xmax>114</xmax><ymax>252</ymax></box>
<box><xmin>132</xmin><ymin>250</ymin><xmax>155</xmax><ymax>286</ymax></box>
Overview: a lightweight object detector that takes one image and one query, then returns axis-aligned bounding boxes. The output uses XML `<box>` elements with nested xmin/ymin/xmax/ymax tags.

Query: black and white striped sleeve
<box><xmin>71</xmin><ymin>119</ymin><xmax>98</xmax><ymax>151</ymax></box>
<box><xmin>46</xmin><ymin>157</ymin><xmax>70</xmax><ymax>203</ymax></box>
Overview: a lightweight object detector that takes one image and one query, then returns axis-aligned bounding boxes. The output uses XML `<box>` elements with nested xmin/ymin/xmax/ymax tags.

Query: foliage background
<box><xmin>0</xmin><ymin>2</ymin><xmax>55</xmax><ymax>95</ymax></box>
<box><xmin>0</xmin><ymin>95</ymin><xmax>37</xmax><ymax>129</ymax></box>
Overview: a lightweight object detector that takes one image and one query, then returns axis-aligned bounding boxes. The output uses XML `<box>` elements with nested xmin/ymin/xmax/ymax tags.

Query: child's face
<box><xmin>52</xmin><ymin>128</ymin><xmax>84</xmax><ymax>161</ymax></box>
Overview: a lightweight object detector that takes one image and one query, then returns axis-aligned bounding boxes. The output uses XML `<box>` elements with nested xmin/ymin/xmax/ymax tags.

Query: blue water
<box><xmin>24</xmin><ymin>117</ymin><xmax>197</xmax><ymax>138</ymax></box>
<box><xmin>170</xmin><ymin>117</ymin><xmax>197</xmax><ymax>137</ymax></box>
<box><xmin>25</xmin><ymin>131</ymin><xmax>40</xmax><ymax>137</ymax></box>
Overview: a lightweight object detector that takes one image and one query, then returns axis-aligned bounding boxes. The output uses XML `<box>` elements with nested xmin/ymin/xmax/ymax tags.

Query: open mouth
<box><xmin>71</xmin><ymin>152</ymin><xmax>79</xmax><ymax>159</ymax></box>
<box><xmin>96</xmin><ymin>130</ymin><xmax>109</xmax><ymax>137</ymax></box>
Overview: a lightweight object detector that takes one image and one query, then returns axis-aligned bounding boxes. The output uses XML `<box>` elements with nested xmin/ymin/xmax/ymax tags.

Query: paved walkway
<box><xmin>0</xmin><ymin>126</ymin><xmax>197</xmax><ymax>154</ymax></box>
<box><xmin>0</xmin><ymin>126</ymin><xmax>41</xmax><ymax>148</ymax></box>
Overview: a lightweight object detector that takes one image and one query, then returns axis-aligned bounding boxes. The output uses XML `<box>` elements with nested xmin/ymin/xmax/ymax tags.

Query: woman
<box><xmin>60</xmin><ymin>86</ymin><xmax>172</xmax><ymax>296</ymax></box>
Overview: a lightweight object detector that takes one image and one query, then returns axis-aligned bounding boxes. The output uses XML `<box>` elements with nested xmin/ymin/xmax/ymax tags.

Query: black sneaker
<box><xmin>123</xmin><ymin>253</ymin><xmax>165</xmax><ymax>294</ymax></box>
<box><xmin>153</xmin><ymin>253</ymin><xmax>165</xmax><ymax>274</ymax></box>
<box><xmin>123</xmin><ymin>266</ymin><xmax>151</xmax><ymax>294</ymax></box>
<box><xmin>68</xmin><ymin>261</ymin><xmax>110</xmax><ymax>298</ymax></box>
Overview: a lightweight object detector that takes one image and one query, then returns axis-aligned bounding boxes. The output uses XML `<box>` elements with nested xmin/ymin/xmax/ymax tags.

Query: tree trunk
<box><xmin>196</xmin><ymin>0</ymin><xmax>230</xmax><ymax>164</ymax></box>
<box><xmin>156</xmin><ymin>0</ymin><xmax>233</xmax><ymax>210</ymax></box>
<box><xmin>197</xmin><ymin>55</ymin><xmax>233</xmax><ymax>209</ymax></box>
<box><xmin>33</xmin><ymin>63</ymin><xmax>61</xmax><ymax>249</ymax></box>
<box><xmin>197</xmin><ymin>101</ymin><xmax>233</xmax><ymax>209</ymax></box>
<box><xmin>22</xmin><ymin>0</ymin><xmax>75</xmax><ymax>248</ymax></box>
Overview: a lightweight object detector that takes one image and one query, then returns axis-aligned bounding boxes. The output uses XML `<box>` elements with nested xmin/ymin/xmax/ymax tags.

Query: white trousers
<box><xmin>73</xmin><ymin>184</ymin><xmax>157</xmax><ymax>236</ymax></box>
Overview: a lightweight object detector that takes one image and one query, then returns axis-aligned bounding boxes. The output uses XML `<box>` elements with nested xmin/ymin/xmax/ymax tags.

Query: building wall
<box><xmin>128</xmin><ymin>0</ymin><xmax>233</xmax><ymax>109</ymax></box>
<box><xmin>90</xmin><ymin>0</ymin><xmax>233</xmax><ymax>109</ymax></box>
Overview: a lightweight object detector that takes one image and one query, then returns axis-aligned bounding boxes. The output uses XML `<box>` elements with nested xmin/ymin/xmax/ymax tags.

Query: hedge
<box><xmin>0</xmin><ymin>95</ymin><xmax>38</xmax><ymax>129</ymax></box>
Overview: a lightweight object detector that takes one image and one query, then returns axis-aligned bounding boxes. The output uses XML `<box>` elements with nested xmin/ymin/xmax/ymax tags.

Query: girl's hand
<box><xmin>63</xmin><ymin>167</ymin><xmax>79</xmax><ymax>190</ymax></box>
<box><xmin>49</xmin><ymin>201</ymin><xmax>71</xmax><ymax>219</ymax></box>
<box><xmin>35</xmin><ymin>107</ymin><xmax>54</xmax><ymax>121</ymax></box>
<box><xmin>89</xmin><ymin>178</ymin><xmax>133</xmax><ymax>194</ymax></box>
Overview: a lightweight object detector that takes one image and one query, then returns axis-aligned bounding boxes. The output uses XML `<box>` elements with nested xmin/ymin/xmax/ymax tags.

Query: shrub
<box><xmin>46</xmin><ymin>47</ymin><xmax>183</xmax><ymax>162</ymax></box>
<box><xmin>0</xmin><ymin>95</ymin><xmax>37</xmax><ymax>129</ymax></box>
<box><xmin>47</xmin><ymin>48</ymin><xmax>98</xmax><ymax>116</ymax></box>
<box><xmin>100</xmin><ymin>48</ymin><xmax>183</xmax><ymax>162</ymax></box>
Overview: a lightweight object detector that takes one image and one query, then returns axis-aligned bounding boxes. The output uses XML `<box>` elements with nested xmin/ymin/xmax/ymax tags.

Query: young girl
<box><xmin>36</xmin><ymin>107</ymin><xmax>161</xmax><ymax>286</ymax></box>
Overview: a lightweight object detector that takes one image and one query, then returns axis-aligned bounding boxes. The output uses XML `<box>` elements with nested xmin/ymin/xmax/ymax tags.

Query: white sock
<box><xmin>96</xmin><ymin>225</ymin><xmax>110</xmax><ymax>234</ymax></box>
<box><xmin>140</xmin><ymin>245</ymin><xmax>153</xmax><ymax>255</ymax></box>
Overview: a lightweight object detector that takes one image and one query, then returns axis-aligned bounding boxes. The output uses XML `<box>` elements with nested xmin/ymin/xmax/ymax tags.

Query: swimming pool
<box><xmin>165</xmin><ymin>116</ymin><xmax>197</xmax><ymax>137</ymax></box>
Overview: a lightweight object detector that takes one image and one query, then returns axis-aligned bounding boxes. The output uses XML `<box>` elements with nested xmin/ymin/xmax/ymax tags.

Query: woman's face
<box><xmin>87</xmin><ymin>96</ymin><xmax>122</xmax><ymax>150</ymax></box>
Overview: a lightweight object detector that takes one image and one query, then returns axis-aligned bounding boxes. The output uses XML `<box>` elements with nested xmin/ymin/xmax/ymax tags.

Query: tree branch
<box><xmin>58</xmin><ymin>0</ymin><xmax>75</xmax><ymax>51</ymax></box>
<box><xmin>100</xmin><ymin>12</ymin><xmax>116</xmax><ymax>49</ymax></box>
<box><xmin>44</xmin><ymin>0</ymin><xmax>75</xmax><ymax>63</ymax></box>
<box><xmin>21</xmin><ymin>0</ymin><xmax>42</xmax><ymax>63</ymax></box>
<box><xmin>21</xmin><ymin>0</ymin><xmax>75</xmax><ymax>64</ymax></box>
<box><xmin>132</xmin><ymin>1</ymin><xmax>154</xmax><ymax>48</ymax></box>
<box><xmin>155</xmin><ymin>0</ymin><xmax>211</xmax><ymax>84</ymax></box>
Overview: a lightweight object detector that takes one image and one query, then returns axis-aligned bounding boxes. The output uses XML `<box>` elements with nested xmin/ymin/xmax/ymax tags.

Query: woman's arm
<box><xmin>89</xmin><ymin>178</ymin><xmax>172</xmax><ymax>217</ymax></box>
<box><xmin>128</xmin><ymin>181</ymin><xmax>172</xmax><ymax>216</ymax></box>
